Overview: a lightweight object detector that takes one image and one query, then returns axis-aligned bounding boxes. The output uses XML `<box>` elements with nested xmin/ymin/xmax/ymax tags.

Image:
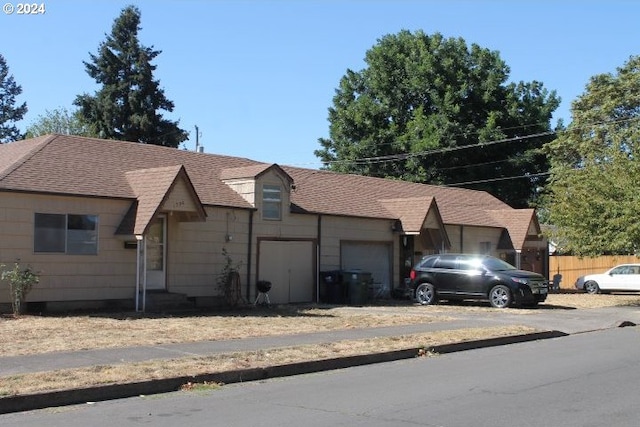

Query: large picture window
<box><xmin>34</xmin><ymin>213</ymin><xmax>98</xmax><ymax>254</ymax></box>
<box><xmin>262</xmin><ymin>184</ymin><xmax>282</xmax><ymax>220</ymax></box>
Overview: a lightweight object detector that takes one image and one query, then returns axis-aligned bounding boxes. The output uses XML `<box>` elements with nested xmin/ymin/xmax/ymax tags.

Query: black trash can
<box><xmin>343</xmin><ymin>270</ymin><xmax>372</xmax><ymax>306</ymax></box>
<box><xmin>320</xmin><ymin>270</ymin><xmax>344</xmax><ymax>304</ymax></box>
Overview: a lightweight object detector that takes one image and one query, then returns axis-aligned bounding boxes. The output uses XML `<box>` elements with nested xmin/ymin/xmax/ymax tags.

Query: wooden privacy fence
<box><xmin>549</xmin><ymin>255</ymin><xmax>640</xmax><ymax>290</ymax></box>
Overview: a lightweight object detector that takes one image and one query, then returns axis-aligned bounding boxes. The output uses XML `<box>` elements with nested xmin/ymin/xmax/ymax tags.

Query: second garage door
<box><xmin>341</xmin><ymin>242</ymin><xmax>392</xmax><ymax>289</ymax></box>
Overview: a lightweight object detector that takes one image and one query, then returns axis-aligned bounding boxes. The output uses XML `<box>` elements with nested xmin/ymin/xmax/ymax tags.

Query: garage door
<box><xmin>258</xmin><ymin>240</ymin><xmax>315</xmax><ymax>304</ymax></box>
<box><xmin>341</xmin><ymin>242</ymin><xmax>392</xmax><ymax>288</ymax></box>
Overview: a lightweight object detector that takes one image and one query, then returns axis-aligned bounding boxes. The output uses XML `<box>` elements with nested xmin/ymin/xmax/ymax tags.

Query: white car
<box><xmin>575</xmin><ymin>264</ymin><xmax>640</xmax><ymax>294</ymax></box>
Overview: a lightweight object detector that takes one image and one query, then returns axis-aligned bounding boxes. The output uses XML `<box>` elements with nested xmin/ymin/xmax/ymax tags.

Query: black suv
<box><xmin>409</xmin><ymin>254</ymin><xmax>548</xmax><ymax>308</ymax></box>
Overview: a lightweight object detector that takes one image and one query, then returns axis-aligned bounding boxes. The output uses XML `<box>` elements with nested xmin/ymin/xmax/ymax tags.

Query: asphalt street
<box><xmin>3</xmin><ymin>326</ymin><xmax>640</xmax><ymax>426</ymax></box>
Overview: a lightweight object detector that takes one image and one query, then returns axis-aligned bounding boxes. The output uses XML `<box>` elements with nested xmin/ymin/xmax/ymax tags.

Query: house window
<box><xmin>34</xmin><ymin>213</ymin><xmax>99</xmax><ymax>254</ymax></box>
<box><xmin>262</xmin><ymin>184</ymin><xmax>282</xmax><ymax>220</ymax></box>
<box><xmin>479</xmin><ymin>241</ymin><xmax>492</xmax><ymax>254</ymax></box>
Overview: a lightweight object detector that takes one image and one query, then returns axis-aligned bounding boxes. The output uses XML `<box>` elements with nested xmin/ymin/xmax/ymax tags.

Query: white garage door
<box><xmin>258</xmin><ymin>240</ymin><xmax>315</xmax><ymax>304</ymax></box>
<box><xmin>341</xmin><ymin>242</ymin><xmax>392</xmax><ymax>288</ymax></box>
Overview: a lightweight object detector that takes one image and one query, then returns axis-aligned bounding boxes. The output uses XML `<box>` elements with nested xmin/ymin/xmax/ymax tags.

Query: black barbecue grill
<box><xmin>254</xmin><ymin>280</ymin><xmax>272</xmax><ymax>306</ymax></box>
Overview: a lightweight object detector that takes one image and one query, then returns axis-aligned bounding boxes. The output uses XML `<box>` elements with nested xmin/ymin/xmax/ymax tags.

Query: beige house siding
<box><xmin>166</xmin><ymin>207</ymin><xmax>250</xmax><ymax>298</ymax></box>
<box><xmin>161</xmin><ymin>178</ymin><xmax>200</xmax><ymax>213</ymax></box>
<box><xmin>445</xmin><ymin>225</ymin><xmax>503</xmax><ymax>255</ymax></box>
<box><xmin>423</xmin><ymin>209</ymin><xmax>442</xmax><ymax>229</ymax></box>
<box><xmin>223</xmin><ymin>179</ymin><xmax>256</xmax><ymax>205</ymax></box>
<box><xmin>319</xmin><ymin>216</ymin><xmax>398</xmax><ymax>287</ymax></box>
<box><xmin>0</xmin><ymin>193</ymin><xmax>136</xmax><ymax>304</ymax></box>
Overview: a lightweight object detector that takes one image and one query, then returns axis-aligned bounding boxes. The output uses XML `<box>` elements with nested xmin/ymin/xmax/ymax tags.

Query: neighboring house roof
<box><xmin>0</xmin><ymin>134</ymin><xmax>539</xmax><ymax>249</ymax></box>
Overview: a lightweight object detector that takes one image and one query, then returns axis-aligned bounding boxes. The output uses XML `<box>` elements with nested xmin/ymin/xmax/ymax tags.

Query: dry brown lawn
<box><xmin>1</xmin><ymin>292</ymin><xmax>639</xmax><ymax>397</ymax></box>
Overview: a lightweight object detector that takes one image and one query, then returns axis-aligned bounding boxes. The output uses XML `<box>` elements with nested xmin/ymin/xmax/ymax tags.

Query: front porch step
<box><xmin>143</xmin><ymin>291</ymin><xmax>196</xmax><ymax>312</ymax></box>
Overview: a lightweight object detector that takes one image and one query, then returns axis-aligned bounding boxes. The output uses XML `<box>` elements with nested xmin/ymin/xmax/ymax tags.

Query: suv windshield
<box><xmin>482</xmin><ymin>257</ymin><xmax>517</xmax><ymax>271</ymax></box>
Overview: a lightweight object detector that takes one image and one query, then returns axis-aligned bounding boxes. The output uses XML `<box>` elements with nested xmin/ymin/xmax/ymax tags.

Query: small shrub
<box><xmin>1</xmin><ymin>261</ymin><xmax>40</xmax><ymax>316</ymax></box>
<box><xmin>216</xmin><ymin>248</ymin><xmax>243</xmax><ymax>306</ymax></box>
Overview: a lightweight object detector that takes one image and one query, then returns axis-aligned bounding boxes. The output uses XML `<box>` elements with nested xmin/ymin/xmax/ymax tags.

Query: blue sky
<box><xmin>2</xmin><ymin>0</ymin><xmax>638</xmax><ymax>168</ymax></box>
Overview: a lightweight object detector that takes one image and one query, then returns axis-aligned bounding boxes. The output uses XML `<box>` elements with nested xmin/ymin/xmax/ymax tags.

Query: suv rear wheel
<box><xmin>415</xmin><ymin>283</ymin><xmax>436</xmax><ymax>305</ymax></box>
<box><xmin>489</xmin><ymin>284</ymin><xmax>512</xmax><ymax>308</ymax></box>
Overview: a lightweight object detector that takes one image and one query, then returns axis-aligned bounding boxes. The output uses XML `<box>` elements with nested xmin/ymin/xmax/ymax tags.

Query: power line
<box><xmin>327</xmin><ymin>130</ymin><xmax>556</xmax><ymax>167</ymax></box>
<box><xmin>317</xmin><ymin>115</ymin><xmax>640</xmax><ymax>169</ymax></box>
<box><xmin>446</xmin><ymin>172</ymin><xmax>551</xmax><ymax>187</ymax></box>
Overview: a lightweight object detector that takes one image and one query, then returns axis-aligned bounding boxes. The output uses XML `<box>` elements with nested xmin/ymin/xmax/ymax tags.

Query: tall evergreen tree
<box><xmin>315</xmin><ymin>31</ymin><xmax>560</xmax><ymax>208</ymax></box>
<box><xmin>74</xmin><ymin>5</ymin><xmax>188</xmax><ymax>147</ymax></box>
<box><xmin>0</xmin><ymin>54</ymin><xmax>28</xmax><ymax>143</ymax></box>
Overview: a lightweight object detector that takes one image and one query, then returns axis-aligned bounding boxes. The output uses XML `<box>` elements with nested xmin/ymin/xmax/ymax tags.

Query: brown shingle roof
<box><xmin>379</xmin><ymin>196</ymin><xmax>436</xmax><ymax>233</ymax></box>
<box><xmin>282</xmin><ymin>166</ymin><xmax>511</xmax><ymax>228</ymax></box>
<box><xmin>124</xmin><ymin>165</ymin><xmax>206</xmax><ymax>235</ymax></box>
<box><xmin>220</xmin><ymin>164</ymin><xmax>292</xmax><ymax>182</ymax></box>
<box><xmin>488</xmin><ymin>209</ymin><xmax>538</xmax><ymax>249</ymax></box>
<box><xmin>0</xmin><ymin>134</ymin><xmax>256</xmax><ymax>208</ymax></box>
<box><xmin>0</xmin><ymin>134</ymin><xmax>52</xmax><ymax>179</ymax></box>
<box><xmin>0</xmin><ymin>135</ymin><xmax>537</xmax><ymax>249</ymax></box>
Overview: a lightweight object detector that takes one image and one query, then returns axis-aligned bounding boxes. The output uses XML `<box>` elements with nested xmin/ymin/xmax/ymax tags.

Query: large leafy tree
<box><xmin>25</xmin><ymin>107</ymin><xmax>94</xmax><ymax>138</ymax></box>
<box><xmin>74</xmin><ymin>5</ymin><xmax>188</xmax><ymax>147</ymax></box>
<box><xmin>543</xmin><ymin>56</ymin><xmax>640</xmax><ymax>256</ymax></box>
<box><xmin>315</xmin><ymin>31</ymin><xmax>560</xmax><ymax>208</ymax></box>
<box><xmin>0</xmin><ymin>53</ymin><xmax>28</xmax><ymax>143</ymax></box>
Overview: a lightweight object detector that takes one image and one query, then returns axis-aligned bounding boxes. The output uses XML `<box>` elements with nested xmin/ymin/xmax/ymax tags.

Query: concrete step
<box><xmin>143</xmin><ymin>291</ymin><xmax>196</xmax><ymax>312</ymax></box>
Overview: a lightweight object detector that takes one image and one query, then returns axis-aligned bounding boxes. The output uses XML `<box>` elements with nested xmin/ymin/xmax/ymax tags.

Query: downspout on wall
<box><xmin>246</xmin><ymin>210</ymin><xmax>254</xmax><ymax>301</ymax></box>
<box><xmin>316</xmin><ymin>214</ymin><xmax>322</xmax><ymax>302</ymax></box>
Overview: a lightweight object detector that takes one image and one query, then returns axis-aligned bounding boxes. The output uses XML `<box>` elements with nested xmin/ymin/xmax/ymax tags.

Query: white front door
<box><xmin>146</xmin><ymin>216</ymin><xmax>166</xmax><ymax>290</ymax></box>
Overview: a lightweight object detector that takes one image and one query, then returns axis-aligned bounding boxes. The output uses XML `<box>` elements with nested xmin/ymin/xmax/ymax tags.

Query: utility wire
<box><xmin>317</xmin><ymin>115</ymin><xmax>640</xmax><ymax>169</ymax></box>
<box><xmin>326</xmin><ymin>130</ymin><xmax>556</xmax><ymax>167</ymax></box>
<box><xmin>446</xmin><ymin>172</ymin><xmax>551</xmax><ymax>187</ymax></box>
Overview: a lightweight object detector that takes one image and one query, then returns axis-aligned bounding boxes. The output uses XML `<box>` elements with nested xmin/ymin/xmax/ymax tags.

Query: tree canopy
<box><xmin>74</xmin><ymin>5</ymin><xmax>188</xmax><ymax>147</ymax></box>
<box><xmin>543</xmin><ymin>55</ymin><xmax>640</xmax><ymax>256</ymax></box>
<box><xmin>315</xmin><ymin>31</ymin><xmax>560</xmax><ymax>208</ymax></box>
<box><xmin>0</xmin><ymin>53</ymin><xmax>28</xmax><ymax>143</ymax></box>
<box><xmin>25</xmin><ymin>107</ymin><xmax>93</xmax><ymax>138</ymax></box>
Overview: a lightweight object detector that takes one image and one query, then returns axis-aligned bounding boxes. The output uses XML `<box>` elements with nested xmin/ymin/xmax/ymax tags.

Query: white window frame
<box><xmin>262</xmin><ymin>184</ymin><xmax>282</xmax><ymax>220</ymax></box>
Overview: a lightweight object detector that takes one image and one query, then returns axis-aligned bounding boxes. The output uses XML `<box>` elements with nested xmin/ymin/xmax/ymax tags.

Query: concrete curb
<box><xmin>0</xmin><ymin>330</ymin><xmax>567</xmax><ymax>415</ymax></box>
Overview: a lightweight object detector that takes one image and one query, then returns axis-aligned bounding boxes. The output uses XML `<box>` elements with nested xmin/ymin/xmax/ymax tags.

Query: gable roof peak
<box><xmin>220</xmin><ymin>163</ymin><xmax>293</xmax><ymax>183</ymax></box>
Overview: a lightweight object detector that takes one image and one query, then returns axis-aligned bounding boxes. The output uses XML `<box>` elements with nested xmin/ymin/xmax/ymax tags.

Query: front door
<box><xmin>146</xmin><ymin>215</ymin><xmax>166</xmax><ymax>290</ymax></box>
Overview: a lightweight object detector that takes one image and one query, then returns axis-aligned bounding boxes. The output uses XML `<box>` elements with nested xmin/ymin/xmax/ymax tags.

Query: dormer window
<box><xmin>262</xmin><ymin>184</ymin><xmax>282</xmax><ymax>220</ymax></box>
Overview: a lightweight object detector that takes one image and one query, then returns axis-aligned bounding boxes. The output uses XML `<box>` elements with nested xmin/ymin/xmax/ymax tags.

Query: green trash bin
<box><xmin>343</xmin><ymin>270</ymin><xmax>372</xmax><ymax>305</ymax></box>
